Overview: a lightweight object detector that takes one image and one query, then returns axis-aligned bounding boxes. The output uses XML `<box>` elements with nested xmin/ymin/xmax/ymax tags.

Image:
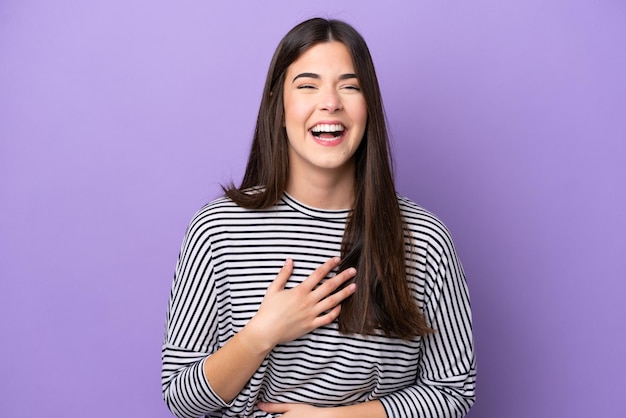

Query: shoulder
<box><xmin>397</xmin><ymin>194</ymin><xmax>449</xmax><ymax>234</ymax></box>
<box><xmin>396</xmin><ymin>194</ymin><xmax>457</xmax><ymax>255</ymax></box>
<box><xmin>181</xmin><ymin>196</ymin><xmax>250</xmax><ymax>241</ymax></box>
<box><xmin>185</xmin><ymin>191</ymin><xmax>286</xmax><ymax>236</ymax></box>
<box><xmin>188</xmin><ymin>195</ymin><xmax>240</xmax><ymax>225</ymax></box>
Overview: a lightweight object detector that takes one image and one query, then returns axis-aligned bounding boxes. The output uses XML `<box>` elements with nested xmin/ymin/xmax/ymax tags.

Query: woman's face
<box><xmin>282</xmin><ymin>41</ymin><xmax>367</xmax><ymax>180</ymax></box>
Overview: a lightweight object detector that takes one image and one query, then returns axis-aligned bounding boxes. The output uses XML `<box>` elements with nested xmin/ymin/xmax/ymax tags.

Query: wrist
<box><xmin>240</xmin><ymin>318</ymin><xmax>276</xmax><ymax>356</ymax></box>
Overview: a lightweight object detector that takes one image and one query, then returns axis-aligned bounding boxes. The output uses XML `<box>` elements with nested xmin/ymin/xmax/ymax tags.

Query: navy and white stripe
<box><xmin>162</xmin><ymin>193</ymin><xmax>476</xmax><ymax>418</ymax></box>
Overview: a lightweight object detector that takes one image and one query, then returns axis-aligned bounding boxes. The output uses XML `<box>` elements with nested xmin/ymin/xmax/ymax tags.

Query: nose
<box><xmin>318</xmin><ymin>88</ymin><xmax>343</xmax><ymax>113</ymax></box>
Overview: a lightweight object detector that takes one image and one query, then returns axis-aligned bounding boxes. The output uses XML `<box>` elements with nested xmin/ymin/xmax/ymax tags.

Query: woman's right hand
<box><xmin>202</xmin><ymin>257</ymin><xmax>357</xmax><ymax>404</ymax></box>
<box><xmin>245</xmin><ymin>257</ymin><xmax>357</xmax><ymax>351</ymax></box>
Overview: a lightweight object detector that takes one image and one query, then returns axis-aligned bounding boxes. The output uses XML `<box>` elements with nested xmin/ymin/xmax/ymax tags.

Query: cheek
<box><xmin>353</xmin><ymin>105</ymin><xmax>368</xmax><ymax>136</ymax></box>
<box><xmin>356</xmin><ymin>100</ymin><xmax>368</xmax><ymax>125</ymax></box>
<box><xmin>345</xmin><ymin>97</ymin><xmax>368</xmax><ymax>128</ymax></box>
<box><xmin>283</xmin><ymin>101</ymin><xmax>309</xmax><ymax>131</ymax></box>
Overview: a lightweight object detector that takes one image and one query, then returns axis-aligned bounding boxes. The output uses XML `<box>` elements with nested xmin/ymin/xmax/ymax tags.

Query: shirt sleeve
<box><xmin>379</xmin><ymin>221</ymin><xmax>477</xmax><ymax>418</ymax></box>
<box><xmin>161</xmin><ymin>209</ymin><xmax>232</xmax><ymax>418</ymax></box>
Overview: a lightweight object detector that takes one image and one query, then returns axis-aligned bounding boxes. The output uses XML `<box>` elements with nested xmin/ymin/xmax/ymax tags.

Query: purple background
<box><xmin>1</xmin><ymin>1</ymin><xmax>625</xmax><ymax>417</ymax></box>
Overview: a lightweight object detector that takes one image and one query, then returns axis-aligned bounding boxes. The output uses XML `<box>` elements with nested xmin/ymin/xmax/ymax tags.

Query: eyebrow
<box><xmin>292</xmin><ymin>72</ymin><xmax>358</xmax><ymax>83</ymax></box>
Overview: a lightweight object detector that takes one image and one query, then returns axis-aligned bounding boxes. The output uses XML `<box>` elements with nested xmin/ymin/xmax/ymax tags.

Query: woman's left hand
<box><xmin>258</xmin><ymin>399</ymin><xmax>386</xmax><ymax>418</ymax></box>
<box><xmin>257</xmin><ymin>402</ymin><xmax>330</xmax><ymax>418</ymax></box>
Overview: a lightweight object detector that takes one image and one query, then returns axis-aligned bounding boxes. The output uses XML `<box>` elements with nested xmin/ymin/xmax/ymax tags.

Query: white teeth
<box><xmin>311</xmin><ymin>123</ymin><xmax>345</xmax><ymax>133</ymax></box>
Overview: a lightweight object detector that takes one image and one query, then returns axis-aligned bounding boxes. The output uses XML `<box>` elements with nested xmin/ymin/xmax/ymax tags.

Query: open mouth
<box><xmin>310</xmin><ymin>123</ymin><xmax>345</xmax><ymax>141</ymax></box>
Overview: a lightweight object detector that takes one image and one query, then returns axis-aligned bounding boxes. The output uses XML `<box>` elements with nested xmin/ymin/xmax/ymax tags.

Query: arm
<box><xmin>259</xmin><ymin>399</ymin><xmax>387</xmax><ymax>418</ymax></box>
<box><xmin>203</xmin><ymin>257</ymin><xmax>357</xmax><ymax>403</ymax></box>
<box><xmin>162</xmin><ymin>212</ymin><xmax>357</xmax><ymax>418</ymax></box>
<box><xmin>161</xmin><ymin>212</ymin><xmax>225</xmax><ymax>418</ymax></box>
<box><xmin>259</xmin><ymin>223</ymin><xmax>476</xmax><ymax>418</ymax></box>
<box><xmin>377</xmin><ymin>225</ymin><xmax>476</xmax><ymax>418</ymax></box>
<box><xmin>259</xmin><ymin>271</ymin><xmax>475</xmax><ymax>418</ymax></box>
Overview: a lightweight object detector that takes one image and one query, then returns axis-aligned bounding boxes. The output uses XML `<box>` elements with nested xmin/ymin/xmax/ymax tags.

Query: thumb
<box><xmin>257</xmin><ymin>402</ymin><xmax>287</xmax><ymax>413</ymax></box>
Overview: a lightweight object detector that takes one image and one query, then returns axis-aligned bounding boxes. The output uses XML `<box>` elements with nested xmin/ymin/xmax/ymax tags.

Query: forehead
<box><xmin>286</xmin><ymin>41</ymin><xmax>355</xmax><ymax>75</ymax></box>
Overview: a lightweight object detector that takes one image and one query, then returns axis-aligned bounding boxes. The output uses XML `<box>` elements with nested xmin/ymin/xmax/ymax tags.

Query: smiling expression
<box><xmin>282</xmin><ymin>41</ymin><xmax>368</xmax><ymax>181</ymax></box>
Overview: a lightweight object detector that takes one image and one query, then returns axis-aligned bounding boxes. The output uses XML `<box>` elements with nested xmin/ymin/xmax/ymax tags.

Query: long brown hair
<box><xmin>224</xmin><ymin>18</ymin><xmax>432</xmax><ymax>339</ymax></box>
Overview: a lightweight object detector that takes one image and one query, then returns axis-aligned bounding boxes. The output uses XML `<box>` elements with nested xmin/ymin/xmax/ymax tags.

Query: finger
<box><xmin>257</xmin><ymin>401</ymin><xmax>288</xmax><ymax>413</ymax></box>
<box><xmin>314</xmin><ymin>282</ymin><xmax>357</xmax><ymax>316</ymax></box>
<box><xmin>312</xmin><ymin>266</ymin><xmax>357</xmax><ymax>300</ymax></box>
<box><xmin>267</xmin><ymin>258</ymin><xmax>293</xmax><ymax>294</ymax></box>
<box><xmin>312</xmin><ymin>304</ymin><xmax>343</xmax><ymax>328</ymax></box>
<box><xmin>301</xmin><ymin>256</ymin><xmax>341</xmax><ymax>291</ymax></box>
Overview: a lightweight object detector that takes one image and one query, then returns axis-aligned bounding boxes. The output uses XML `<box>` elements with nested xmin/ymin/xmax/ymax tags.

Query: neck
<box><xmin>286</xmin><ymin>165</ymin><xmax>355</xmax><ymax>210</ymax></box>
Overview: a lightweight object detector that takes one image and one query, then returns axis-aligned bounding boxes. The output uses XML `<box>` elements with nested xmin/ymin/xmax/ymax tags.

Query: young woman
<box><xmin>162</xmin><ymin>18</ymin><xmax>476</xmax><ymax>418</ymax></box>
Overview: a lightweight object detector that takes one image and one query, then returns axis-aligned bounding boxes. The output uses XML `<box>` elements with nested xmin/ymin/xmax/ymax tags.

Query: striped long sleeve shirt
<box><xmin>162</xmin><ymin>193</ymin><xmax>476</xmax><ymax>418</ymax></box>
